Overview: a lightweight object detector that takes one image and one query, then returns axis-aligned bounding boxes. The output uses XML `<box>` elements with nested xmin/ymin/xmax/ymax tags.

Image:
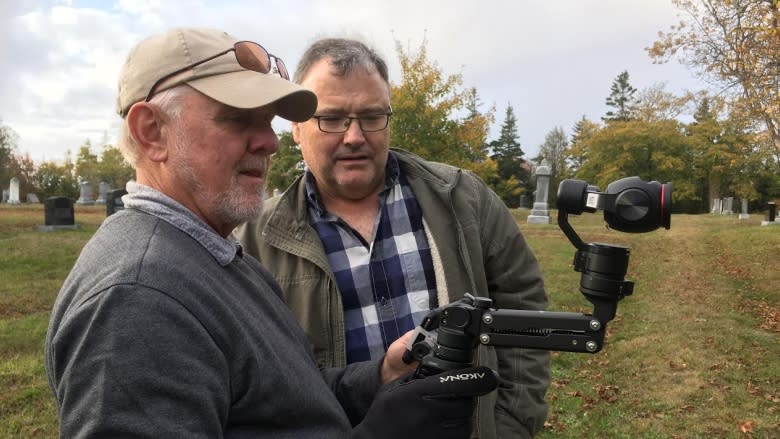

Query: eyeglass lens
<box><xmin>318</xmin><ymin>115</ymin><xmax>390</xmax><ymax>133</ymax></box>
<box><xmin>236</xmin><ymin>42</ymin><xmax>289</xmax><ymax>80</ymax></box>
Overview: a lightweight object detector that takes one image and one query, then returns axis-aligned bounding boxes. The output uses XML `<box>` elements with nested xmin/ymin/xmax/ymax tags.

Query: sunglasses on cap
<box><xmin>145</xmin><ymin>40</ymin><xmax>289</xmax><ymax>102</ymax></box>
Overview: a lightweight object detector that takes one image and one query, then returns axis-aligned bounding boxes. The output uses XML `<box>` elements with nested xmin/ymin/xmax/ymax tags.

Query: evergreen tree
<box><xmin>489</xmin><ymin>104</ymin><xmax>528</xmax><ymax>207</ymax></box>
<box><xmin>603</xmin><ymin>70</ymin><xmax>639</xmax><ymax>122</ymax></box>
<box><xmin>536</xmin><ymin>127</ymin><xmax>569</xmax><ymax>205</ymax></box>
<box><xmin>267</xmin><ymin>131</ymin><xmax>304</xmax><ymax>194</ymax></box>
<box><xmin>0</xmin><ymin>119</ymin><xmax>19</xmax><ymax>187</ymax></box>
<box><xmin>567</xmin><ymin>116</ymin><xmax>600</xmax><ymax>173</ymax></box>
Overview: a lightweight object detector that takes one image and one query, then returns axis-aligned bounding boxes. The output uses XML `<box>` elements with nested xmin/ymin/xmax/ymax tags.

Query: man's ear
<box><xmin>126</xmin><ymin>102</ymin><xmax>169</xmax><ymax>163</ymax></box>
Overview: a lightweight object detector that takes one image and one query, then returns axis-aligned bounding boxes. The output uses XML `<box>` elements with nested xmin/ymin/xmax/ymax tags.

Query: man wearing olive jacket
<box><xmin>236</xmin><ymin>37</ymin><xmax>550</xmax><ymax>438</ymax></box>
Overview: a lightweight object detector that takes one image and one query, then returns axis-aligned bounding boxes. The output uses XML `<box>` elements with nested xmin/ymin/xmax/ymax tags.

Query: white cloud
<box><xmin>0</xmin><ymin>0</ymin><xmax>704</xmax><ymax>163</ymax></box>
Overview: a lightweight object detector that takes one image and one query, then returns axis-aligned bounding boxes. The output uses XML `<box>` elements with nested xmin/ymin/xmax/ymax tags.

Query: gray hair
<box><xmin>293</xmin><ymin>38</ymin><xmax>389</xmax><ymax>86</ymax></box>
<box><xmin>118</xmin><ymin>85</ymin><xmax>191</xmax><ymax>167</ymax></box>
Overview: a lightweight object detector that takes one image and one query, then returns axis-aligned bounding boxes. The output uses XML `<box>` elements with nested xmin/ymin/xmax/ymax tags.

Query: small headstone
<box><xmin>722</xmin><ymin>197</ymin><xmax>734</xmax><ymax>215</ymax></box>
<box><xmin>26</xmin><ymin>193</ymin><xmax>40</xmax><ymax>203</ymax></box>
<box><xmin>527</xmin><ymin>160</ymin><xmax>551</xmax><ymax>224</ymax></box>
<box><xmin>762</xmin><ymin>202</ymin><xmax>779</xmax><ymax>227</ymax></box>
<box><xmin>519</xmin><ymin>194</ymin><xmax>528</xmax><ymax>209</ymax></box>
<box><xmin>95</xmin><ymin>181</ymin><xmax>110</xmax><ymax>205</ymax></box>
<box><xmin>711</xmin><ymin>198</ymin><xmax>721</xmax><ymax>214</ymax></box>
<box><xmin>38</xmin><ymin>196</ymin><xmax>79</xmax><ymax>231</ymax></box>
<box><xmin>272</xmin><ymin>188</ymin><xmax>281</xmax><ymax>197</ymax></box>
<box><xmin>8</xmin><ymin>177</ymin><xmax>21</xmax><ymax>204</ymax></box>
<box><xmin>106</xmin><ymin>188</ymin><xmax>128</xmax><ymax>217</ymax></box>
<box><xmin>76</xmin><ymin>181</ymin><xmax>95</xmax><ymax>205</ymax></box>
<box><xmin>738</xmin><ymin>199</ymin><xmax>750</xmax><ymax>220</ymax></box>
<box><xmin>1</xmin><ymin>189</ymin><xmax>8</xmax><ymax>203</ymax></box>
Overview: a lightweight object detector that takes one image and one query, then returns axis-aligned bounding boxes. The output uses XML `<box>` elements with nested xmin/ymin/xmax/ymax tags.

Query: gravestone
<box><xmin>76</xmin><ymin>181</ymin><xmax>95</xmax><ymax>205</ymax></box>
<box><xmin>519</xmin><ymin>194</ymin><xmax>528</xmax><ymax>209</ymax></box>
<box><xmin>26</xmin><ymin>193</ymin><xmax>40</xmax><ymax>203</ymax></box>
<box><xmin>738</xmin><ymin>199</ymin><xmax>750</xmax><ymax>220</ymax></box>
<box><xmin>1</xmin><ymin>189</ymin><xmax>7</xmax><ymax>203</ymax></box>
<box><xmin>722</xmin><ymin>197</ymin><xmax>734</xmax><ymax>215</ymax></box>
<box><xmin>762</xmin><ymin>202</ymin><xmax>779</xmax><ymax>226</ymax></box>
<box><xmin>106</xmin><ymin>188</ymin><xmax>128</xmax><ymax>216</ymax></box>
<box><xmin>527</xmin><ymin>160</ymin><xmax>552</xmax><ymax>224</ymax></box>
<box><xmin>95</xmin><ymin>181</ymin><xmax>110</xmax><ymax>205</ymax></box>
<box><xmin>711</xmin><ymin>198</ymin><xmax>721</xmax><ymax>214</ymax></box>
<box><xmin>38</xmin><ymin>196</ymin><xmax>79</xmax><ymax>231</ymax></box>
<box><xmin>8</xmin><ymin>177</ymin><xmax>21</xmax><ymax>204</ymax></box>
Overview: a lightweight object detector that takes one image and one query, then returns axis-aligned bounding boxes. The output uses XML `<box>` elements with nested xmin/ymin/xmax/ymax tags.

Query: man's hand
<box><xmin>353</xmin><ymin>366</ymin><xmax>498</xmax><ymax>439</ymax></box>
<box><xmin>380</xmin><ymin>330</ymin><xmax>418</xmax><ymax>384</ymax></box>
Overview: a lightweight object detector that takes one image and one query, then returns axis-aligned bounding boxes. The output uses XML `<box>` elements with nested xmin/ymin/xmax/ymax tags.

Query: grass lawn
<box><xmin>2</xmin><ymin>204</ymin><xmax>779</xmax><ymax>438</ymax></box>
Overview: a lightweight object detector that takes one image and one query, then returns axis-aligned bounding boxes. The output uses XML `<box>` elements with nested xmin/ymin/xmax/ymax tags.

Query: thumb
<box><xmin>409</xmin><ymin>366</ymin><xmax>498</xmax><ymax>399</ymax></box>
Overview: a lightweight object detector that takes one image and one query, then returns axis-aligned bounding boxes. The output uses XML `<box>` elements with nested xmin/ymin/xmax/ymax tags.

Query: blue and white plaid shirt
<box><xmin>305</xmin><ymin>152</ymin><xmax>437</xmax><ymax>363</ymax></box>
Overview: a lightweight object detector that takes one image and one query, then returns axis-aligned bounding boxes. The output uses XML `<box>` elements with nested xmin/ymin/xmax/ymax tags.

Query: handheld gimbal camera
<box><xmin>404</xmin><ymin>176</ymin><xmax>672</xmax><ymax>376</ymax></box>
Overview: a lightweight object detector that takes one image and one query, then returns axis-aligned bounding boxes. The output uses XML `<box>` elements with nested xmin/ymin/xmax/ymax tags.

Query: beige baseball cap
<box><xmin>116</xmin><ymin>27</ymin><xmax>317</xmax><ymax>121</ymax></box>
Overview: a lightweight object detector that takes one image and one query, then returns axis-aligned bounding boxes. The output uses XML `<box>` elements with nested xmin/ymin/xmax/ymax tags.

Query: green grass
<box><xmin>0</xmin><ymin>204</ymin><xmax>105</xmax><ymax>438</ymax></box>
<box><xmin>2</xmin><ymin>204</ymin><xmax>779</xmax><ymax>437</ymax></box>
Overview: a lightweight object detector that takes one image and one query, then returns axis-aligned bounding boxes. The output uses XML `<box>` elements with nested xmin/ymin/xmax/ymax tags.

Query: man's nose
<box><xmin>248</xmin><ymin>125</ymin><xmax>279</xmax><ymax>154</ymax></box>
<box><xmin>343</xmin><ymin>118</ymin><xmax>366</xmax><ymax>145</ymax></box>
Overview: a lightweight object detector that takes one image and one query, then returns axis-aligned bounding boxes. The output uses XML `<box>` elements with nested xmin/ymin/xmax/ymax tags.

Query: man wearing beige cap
<box><xmin>44</xmin><ymin>27</ymin><xmax>496</xmax><ymax>438</ymax></box>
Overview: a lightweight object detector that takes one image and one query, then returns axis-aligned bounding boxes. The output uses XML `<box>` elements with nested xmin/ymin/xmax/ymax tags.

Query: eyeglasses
<box><xmin>311</xmin><ymin>108</ymin><xmax>393</xmax><ymax>133</ymax></box>
<box><xmin>145</xmin><ymin>41</ymin><xmax>289</xmax><ymax>102</ymax></box>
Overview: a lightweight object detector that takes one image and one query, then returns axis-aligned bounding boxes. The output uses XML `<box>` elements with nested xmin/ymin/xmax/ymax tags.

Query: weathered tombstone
<box><xmin>26</xmin><ymin>193</ymin><xmax>40</xmax><ymax>203</ymax></box>
<box><xmin>519</xmin><ymin>194</ymin><xmax>528</xmax><ymax>209</ymax></box>
<box><xmin>8</xmin><ymin>177</ymin><xmax>21</xmax><ymax>204</ymax></box>
<box><xmin>762</xmin><ymin>202</ymin><xmax>778</xmax><ymax>227</ymax></box>
<box><xmin>76</xmin><ymin>181</ymin><xmax>95</xmax><ymax>205</ymax></box>
<box><xmin>1</xmin><ymin>189</ymin><xmax>8</xmax><ymax>203</ymax></box>
<box><xmin>738</xmin><ymin>199</ymin><xmax>750</xmax><ymax>220</ymax></box>
<box><xmin>722</xmin><ymin>197</ymin><xmax>734</xmax><ymax>215</ymax></box>
<box><xmin>106</xmin><ymin>188</ymin><xmax>128</xmax><ymax>217</ymax></box>
<box><xmin>711</xmin><ymin>198</ymin><xmax>722</xmax><ymax>214</ymax></box>
<box><xmin>272</xmin><ymin>188</ymin><xmax>281</xmax><ymax>197</ymax></box>
<box><xmin>527</xmin><ymin>160</ymin><xmax>551</xmax><ymax>224</ymax></box>
<box><xmin>37</xmin><ymin>196</ymin><xmax>79</xmax><ymax>231</ymax></box>
<box><xmin>95</xmin><ymin>181</ymin><xmax>110</xmax><ymax>205</ymax></box>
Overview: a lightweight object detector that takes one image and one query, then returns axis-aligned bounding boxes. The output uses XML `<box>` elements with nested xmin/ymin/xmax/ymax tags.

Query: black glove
<box><xmin>352</xmin><ymin>366</ymin><xmax>498</xmax><ymax>439</ymax></box>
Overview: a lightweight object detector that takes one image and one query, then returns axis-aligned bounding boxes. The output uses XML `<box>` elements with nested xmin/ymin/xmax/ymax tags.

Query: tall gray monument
<box><xmin>527</xmin><ymin>160</ymin><xmax>552</xmax><ymax>224</ymax></box>
<box><xmin>738</xmin><ymin>199</ymin><xmax>750</xmax><ymax>220</ymax></box>
<box><xmin>76</xmin><ymin>181</ymin><xmax>95</xmax><ymax>205</ymax></box>
<box><xmin>95</xmin><ymin>181</ymin><xmax>110</xmax><ymax>205</ymax></box>
<box><xmin>8</xmin><ymin>177</ymin><xmax>21</xmax><ymax>204</ymax></box>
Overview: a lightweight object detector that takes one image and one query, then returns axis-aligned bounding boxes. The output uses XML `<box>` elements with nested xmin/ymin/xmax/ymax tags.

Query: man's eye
<box><xmin>361</xmin><ymin>115</ymin><xmax>381</xmax><ymax>122</ymax></box>
<box><xmin>320</xmin><ymin>117</ymin><xmax>344</xmax><ymax>123</ymax></box>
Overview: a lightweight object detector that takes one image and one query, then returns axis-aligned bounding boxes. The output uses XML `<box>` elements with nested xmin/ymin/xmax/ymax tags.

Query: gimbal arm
<box><xmin>405</xmin><ymin>177</ymin><xmax>671</xmax><ymax>375</ymax></box>
<box><xmin>404</xmin><ymin>292</ymin><xmax>622</xmax><ymax>374</ymax></box>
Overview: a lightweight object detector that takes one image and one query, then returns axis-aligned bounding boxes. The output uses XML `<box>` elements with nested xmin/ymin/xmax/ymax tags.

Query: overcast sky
<box><xmin>1</xmin><ymin>0</ymin><xmax>707</xmax><ymax>164</ymax></box>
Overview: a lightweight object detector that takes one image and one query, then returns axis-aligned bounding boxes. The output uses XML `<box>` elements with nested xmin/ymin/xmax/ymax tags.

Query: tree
<box><xmin>1</xmin><ymin>119</ymin><xmax>19</xmax><ymax>188</ymax></box>
<box><xmin>488</xmin><ymin>104</ymin><xmax>528</xmax><ymax>206</ymax></box>
<box><xmin>566</xmin><ymin>116</ymin><xmax>600</xmax><ymax>174</ymax></box>
<box><xmin>686</xmin><ymin>95</ymin><xmax>764</xmax><ymax>210</ymax></box>
<box><xmin>267</xmin><ymin>131</ymin><xmax>304</xmax><ymax>193</ymax></box>
<box><xmin>573</xmin><ymin>120</ymin><xmax>695</xmax><ymax>208</ymax></box>
<box><xmin>634</xmin><ymin>82</ymin><xmax>692</xmax><ymax>122</ymax></box>
<box><xmin>390</xmin><ymin>37</ymin><xmax>496</xmax><ymax>181</ymax></box>
<box><xmin>75</xmin><ymin>140</ymin><xmax>99</xmax><ymax>189</ymax></box>
<box><xmin>33</xmin><ymin>151</ymin><xmax>79</xmax><ymax>200</ymax></box>
<box><xmin>648</xmin><ymin>0</ymin><xmax>780</xmax><ymax>156</ymax></box>
<box><xmin>536</xmin><ymin>127</ymin><xmax>569</xmax><ymax>206</ymax></box>
<box><xmin>603</xmin><ymin>71</ymin><xmax>639</xmax><ymax>122</ymax></box>
<box><xmin>97</xmin><ymin>144</ymin><xmax>135</xmax><ymax>191</ymax></box>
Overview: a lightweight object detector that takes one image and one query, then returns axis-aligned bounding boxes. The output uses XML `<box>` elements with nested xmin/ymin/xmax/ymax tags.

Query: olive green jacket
<box><xmin>236</xmin><ymin>149</ymin><xmax>550</xmax><ymax>438</ymax></box>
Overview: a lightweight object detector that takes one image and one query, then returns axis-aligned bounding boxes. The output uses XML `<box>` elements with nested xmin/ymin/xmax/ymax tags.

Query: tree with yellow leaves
<box><xmin>647</xmin><ymin>0</ymin><xmax>780</xmax><ymax>156</ymax></box>
<box><xmin>389</xmin><ymin>38</ymin><xmax>497</xmax><ymax>181</ymax></box>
